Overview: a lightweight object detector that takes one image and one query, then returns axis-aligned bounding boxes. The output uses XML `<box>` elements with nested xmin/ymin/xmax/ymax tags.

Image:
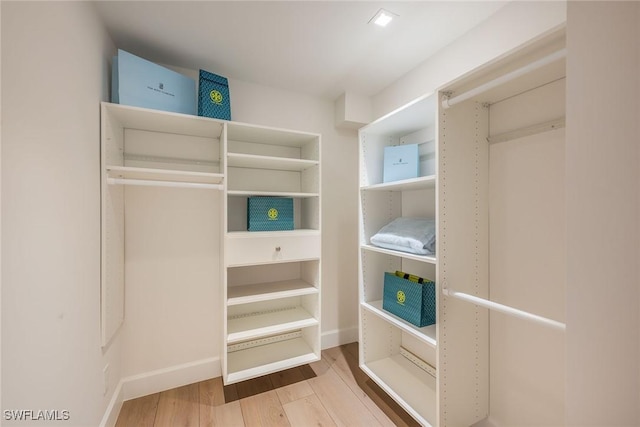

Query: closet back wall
<box><xmin>121</xmin><ymin>73</ymin><xmax>360</xmax><ymax>382</ymax></box>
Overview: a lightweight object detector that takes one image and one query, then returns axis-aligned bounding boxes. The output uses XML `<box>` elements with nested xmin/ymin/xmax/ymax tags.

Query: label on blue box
<box><xmin>383</xmin><ymin>144</ymin><xmax>419</xmax><ymax>183</ymax></box>
<box><xmin>112</xmin><ymin>49</ymin><xmax>196</xmax><ymax>115</ymax></box>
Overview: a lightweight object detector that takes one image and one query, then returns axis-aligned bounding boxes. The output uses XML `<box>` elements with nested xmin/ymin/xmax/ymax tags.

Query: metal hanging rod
<box><xmin>442</xmin><ymin>287</ymin><xmax>566</xmax><ymax>331</ymax></box>
<box><xmin>441</xmin><ymin>49</ymin><xmax>567</xmax><ymax>110</ymax></box>
<box><xmin>107</xmin><ymin>177</ymin><xmax>223</xmax><ymax>190</ymax></box>
<box><xmin>487</xmin><ymin>117</ymin><xmax>565</xmax><ymax>144</ymax></box>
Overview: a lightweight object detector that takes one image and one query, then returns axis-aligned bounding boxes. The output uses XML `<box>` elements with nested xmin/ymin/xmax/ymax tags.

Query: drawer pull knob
<box><xmin>275</xmin><ymin>246</ymin><xmax>281</xmax><ymax>252</ymax></box>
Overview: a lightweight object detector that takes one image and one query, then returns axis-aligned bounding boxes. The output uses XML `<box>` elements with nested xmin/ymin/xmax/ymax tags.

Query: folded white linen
<box><xmin>370</xmin><ymin>217</ymin><xmax>435</xmax><ymax>255</ymax></box>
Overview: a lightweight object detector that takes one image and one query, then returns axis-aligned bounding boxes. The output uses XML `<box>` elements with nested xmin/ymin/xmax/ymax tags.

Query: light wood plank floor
<box><xmin>116</xmin><ymin>343</ymin><xmax>420</xmax><ymax>427</ymax></box>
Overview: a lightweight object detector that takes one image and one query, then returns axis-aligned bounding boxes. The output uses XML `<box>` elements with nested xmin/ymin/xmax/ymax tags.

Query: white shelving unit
<box><xmin>222</xmin><ymin>121</ymin><xmax>321</xmax><ymax>384</ymax></box>
<box><xmin>357</xmin><ymin>30</ymin><xmax>566</xmax><ymax>427</ymax></box>
<box><xmin>100</xmin><ymin>102</ymin><xmax>225</xmax><ymax>347</ymax></box>
<box><xmin>358</xmin><ymin>93</ymin><xmax>439</xmax><ymax>426</ymax></box>
<box><xmin>436</xmin><ymin>32</ymin><xmax>566</xmax><ymax>426</ymax></box>
<box><xmin>100</xmin><ymin>104</ymin><xmax>322</xmax><ymax>387</ymax></box>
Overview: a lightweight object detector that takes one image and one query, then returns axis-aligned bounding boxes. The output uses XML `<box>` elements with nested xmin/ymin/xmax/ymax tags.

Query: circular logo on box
<box><xmin>396</xmin><ymin>290</ymin><xmax>406</xmax><ymax>305</ymax></box>
<box><xmin>268</xmin><ymin>208</ymin><xmax>279</xmax><ymax>220</ymax></box>
<box><xmin>210</xmin><ymin>89</ymin><xmax>223</xmax><ymax>105</ymax></box>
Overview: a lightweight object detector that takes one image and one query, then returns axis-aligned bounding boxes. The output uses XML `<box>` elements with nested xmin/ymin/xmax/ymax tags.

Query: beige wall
<box><xmin>1</xmin><ymin>2</ymin><xmax>118</xmax><ymax>426</ymax></box>
<box><xmin>372</xmin><ymin>1</ymin><xmax>567</xmax><ymax>120</ymax></box>
<box><xmin>566</xmin><ymin>1</ymin><xmax>640</xmax><ymax>424</ymax></box>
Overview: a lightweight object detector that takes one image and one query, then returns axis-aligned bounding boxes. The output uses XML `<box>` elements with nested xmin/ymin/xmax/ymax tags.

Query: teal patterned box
<box><xmin>247</xmin><ymin>197</ymin><xmax>294</xmax><ymax>231</ymax></box>
<box><xmin>198</xmin><ymin>69</ymin><xmax>231</xmax><ymax>120</ymax></box>
<box><xmin>382</xmin><ymin>272</ymin><xmax>436</xmax><ymax>327</ymax></box>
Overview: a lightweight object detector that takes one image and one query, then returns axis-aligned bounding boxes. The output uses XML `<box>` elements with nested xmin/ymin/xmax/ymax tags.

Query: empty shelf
<box><xmin>228</xmin><ymin>153</ymin><xmax>318</xmax><ymax>171</ymax></box>
<box><xmin>362</xmin><ymin>354</ymin><xmax>436</xmax><ymax>427</ymax></box>
<box><xmin>226</xmin><ymin>337</ymin><xmax>318</xmax><ymax>383</ymax></box>
<box><xmin>228</xmin><ymin>279</ymin><xmax>318</xmax><ymax>306</ymax></box>
<box><xmin>227</xmin><ymin>306</ymin><xmax>318</xmax><ymax>343</ymax></box>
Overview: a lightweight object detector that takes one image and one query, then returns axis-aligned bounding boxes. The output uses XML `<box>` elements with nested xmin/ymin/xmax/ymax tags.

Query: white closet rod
<box><xmin>442</xmin><ymin>287</ymin><xmax>566</xmax><ymax>331</ymax></box>
<box><xmin>441</xmin><ymin>48</ymin><xmax>567</xmax><ymax>109</ymax></box>
<box><xmin>107</xmin><ymin>177</ymin><xmax>223</xmax><ymax>190</ymax></box>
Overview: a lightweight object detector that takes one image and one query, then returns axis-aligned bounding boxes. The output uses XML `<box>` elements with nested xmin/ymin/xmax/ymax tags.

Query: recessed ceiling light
<box><xmin>369</xmin><ymin>8</ymin><xmax>397</xmax><ymax>27</ymax></box>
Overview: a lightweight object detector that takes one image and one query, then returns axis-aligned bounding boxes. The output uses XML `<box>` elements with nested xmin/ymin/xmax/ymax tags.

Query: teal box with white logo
<box><xmin>198</xmin><ymin>69</ymin><xmax>231</xmax><ymax>120</ymax></box>
<box><xmin>111</xmin><ymin>49</ymin><xmax>196</xmax><ymax>115</ymax></box>
<box><xmin>247</xmin><ymin>197</ymin><xmax>294</xmax><ymax>232</ymax></box>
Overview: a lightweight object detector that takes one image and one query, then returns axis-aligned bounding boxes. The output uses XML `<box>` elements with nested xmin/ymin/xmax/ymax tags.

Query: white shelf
<box><xmin>362</xmin><ymin>301</ymin><xmax>437</xmax><ymax>348</ymax></box>
<box><xmin>228</xmin><ymin>279</ymin><xmax>318</xmax><ymax>306</ymax></box>
<box><xmin>227</xmin><ymin>229</ymin><xmax>320</xmax><ymax>239</ymax></box>
<box><xmin>362</xmin><ymin>354</ymin><xmax>437</xmax><ymax>427</ymax></box>
<box><xmin>360</xmin><ymin>93</ymin><xmax>437</xmax><ymax>137</ymax></box>
<box><xmin>361</xmin><ymin>175</ymin><xmax>436</xmax><ymax>192</ymax></box>
<box><xmin>226</xmin><ymin>337</ymin><xmax>319</xmax><ymax>383</ymax></box>
<box><xmin>227</xmin><ymin>306</ymin><xmax>318</xmax><ymax>343</ymax></box>
<box><xmin>227</xmin><ymin>122</ymin><xmax>319</xmax><ymax>147</ymax></box>
<box><xmin>228</xmin><ymin>153</ymin><xmax>318</xmax><ymax>171</ymax></box>
<box><xmin>361</xmin><ymin>244</ymin><xmax>436</xmax><ymax>264</ymax></box>
<box><xmin>102</xmin><ymin>102</ymin><xmax>223</xmax><ymax>138</ymax></box>
<box><xmin>227</xmin><ymin>190</ymin><xmax>319</xmax><ymax>198</ymax></box>
<box><xmin>107</xmin><ymin>166</ymin><xmax>224</xmax><ymax>185</ymax></box>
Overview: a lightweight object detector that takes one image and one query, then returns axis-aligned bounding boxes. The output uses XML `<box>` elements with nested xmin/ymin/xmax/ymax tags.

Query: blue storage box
<box><xmin>382</xmin><ymin>272</ymin><xmax>436</xmax><ymax>327</ymax></box>
<box><xmin>383</xmin><ymin>143</ymin><xmax>419</xmax><ymax>183</ymax></box>
<box><xmin>112</xmin><ymin>49</ymin><xmax>196</xmax><ymax>115</ymax></box>
<box><xmin>198</xmin><ymin>69</ymin><xmax>231</xmax><ymax>120</ymax></box>
<box><xmin>247</xmin><ymin>197</ymin><xmax>294</xmax><ymax>231</ymax></box>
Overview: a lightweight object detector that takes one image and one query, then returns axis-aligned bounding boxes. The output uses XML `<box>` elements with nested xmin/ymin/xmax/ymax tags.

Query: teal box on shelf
<box><xmin>382</xmin><ymin>272</ymin><xmax>436</xmax><ymax>327</ymax></box>
<box><xmin>198</xmin><ymin>69</ymin><xmax>231</xmax><ymax>120</ymax></box>
<box><xmin>111</xmin><ymin>49</ymin><xmax>196</xmax><ymax>115</ymax></box>
<box><xmin>247</xmin><ymin>197</ymin><xmax>294</xmax><ymax>231</ymax></box>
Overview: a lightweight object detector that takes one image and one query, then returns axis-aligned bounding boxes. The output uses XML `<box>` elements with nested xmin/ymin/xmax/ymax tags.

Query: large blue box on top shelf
<box><xmin>247</xmin><ymin>197</ymin><xmax>294</xmax><ymax>231</ymax></box>
<box><xmin>382</xmin><ymin>272</ymin><xmax>436</xmax><ymax>327</ymax></box>
<box><xmin>111</xmin><ymin>49</ymin><xmax>196</xmax><ymax>115</ymax></box>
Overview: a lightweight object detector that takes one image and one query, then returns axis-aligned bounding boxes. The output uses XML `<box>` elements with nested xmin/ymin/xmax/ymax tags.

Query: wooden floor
<box><xmin>116</xmin><ymin>343</ymin><xmax>420</xmax><ymax>427</ymax></box>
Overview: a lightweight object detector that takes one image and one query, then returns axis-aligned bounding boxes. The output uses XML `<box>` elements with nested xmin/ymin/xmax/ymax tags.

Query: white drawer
<box><xmin>226</xmin><ymin>231</ymin><xmax>320</xmax><ymax>266</ymax></box>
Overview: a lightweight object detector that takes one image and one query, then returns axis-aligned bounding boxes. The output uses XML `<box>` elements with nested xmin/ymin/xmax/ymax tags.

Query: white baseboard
<box><xmin>122</xmin><ymin>357</ymin><xmax>220</xmax><ymax>401</ymax></box>
<box><xmin>100</xmin><ymin>357</ymin><xmax>220</xmax><ymax>427</ymax></box>
<box><xmin>321</xmin><ymin>326</ymin><xmax>359</xmax><ymax>349</ymax></box>
<box><xmin>99</xmin><ymin>380</ymin><xmax>124</xmax><ymax>427</ymax></box>
<box><xmin>100</xmin><ymin>327</ymin><xmax>358</xmax><ymax>426</ymax></box>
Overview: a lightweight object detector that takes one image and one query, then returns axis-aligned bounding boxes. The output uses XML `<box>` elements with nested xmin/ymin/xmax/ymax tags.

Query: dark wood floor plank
<box><xmin>269</xmin><ymin>367</ymin><xmax>306</xmax><ymax>389</ymax></box>
<box><xmin>235</xmin><ymin>375</ymin><xmax>274</xmax><ymax>399</ymax></box>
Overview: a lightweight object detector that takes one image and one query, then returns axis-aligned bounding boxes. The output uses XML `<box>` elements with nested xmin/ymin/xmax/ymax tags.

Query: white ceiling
<box><xmin>94</xmin><ymin>1</ymin><xmax>508</xmax><ymax>100</ymax></box>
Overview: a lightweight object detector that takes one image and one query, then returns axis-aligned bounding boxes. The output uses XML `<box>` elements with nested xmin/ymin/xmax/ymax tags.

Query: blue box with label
<box><xmin>382</xmin><ymin>272</ymin><xmax>436</xmax><ymax>327</ymax></box>
<box><xmin>247</xmin><ymin>197</ymin><xmax>294</xmax><ymax>231</ymax></box>
<box><xmin>383</xmin><ymin>143</ymin><xmax>419</xmax><ymax>183</ymax></box>
<box><xmin>198</xmin><ymin>69</ymin><xmax>231</xmax><ymax>120</ymax></box>
<box><xmin>112</xmin><ymin>49</ymin><xmax>196</xmax><ymax>115</ymax></box>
